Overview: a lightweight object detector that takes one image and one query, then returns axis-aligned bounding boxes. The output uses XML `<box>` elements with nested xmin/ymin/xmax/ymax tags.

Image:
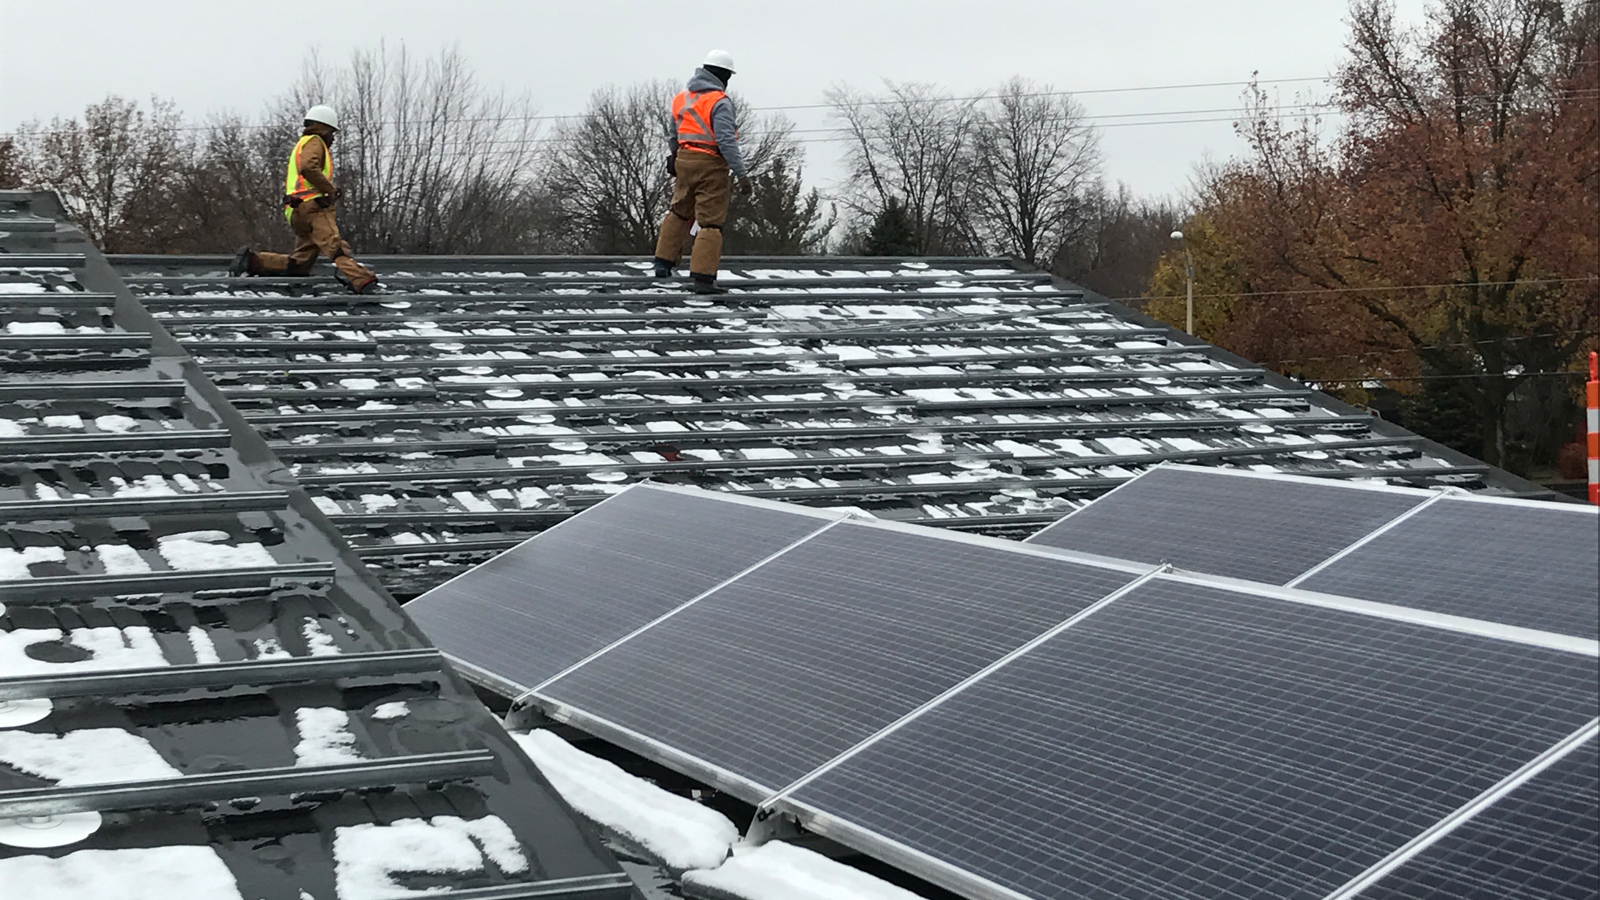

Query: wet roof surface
<box><xmin>110</xmin><ymin>253</ymin><xmax>1541</xmax><ymax>600</ymax></box>
<box><xmin>0</xmin><ymin>192</ymin><xmax>635</xmax><ymax>900</ymax></box>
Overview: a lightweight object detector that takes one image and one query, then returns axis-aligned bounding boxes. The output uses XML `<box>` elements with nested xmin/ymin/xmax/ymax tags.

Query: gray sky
<box><xmin>1</xmin><ymin>0</ymin><xmax>1431</xmax><ymax>198</ymax></box>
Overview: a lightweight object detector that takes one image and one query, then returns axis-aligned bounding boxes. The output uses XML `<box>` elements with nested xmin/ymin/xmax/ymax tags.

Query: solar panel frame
<box><xmin>405</xmin><ymin>483</ymin><xmax>842</xmax><ymax>695</ymax></box>
<box><xmin>768</xmin><ymin>576</ymin><xmax>1600</xmax><ymax>900</ymax></box>
<box><xmin>1026</xmin><ymin>464</ymin><xmax>1434</xmax><ymax>583</ymax></box>
<box><xmin>1327</xmin><ymin>724</ymin><xmax>1599</xmax><ymax>900</ymax></box>
<box><xmin>529</xmin><ymin>518</ymin><xmax>1150</xmax><ymax>801</ymax></box>
<box><xmin>1292</xmin><ymin>493</ymin><xmax>1600</xmax><ymax>638</ymax></box>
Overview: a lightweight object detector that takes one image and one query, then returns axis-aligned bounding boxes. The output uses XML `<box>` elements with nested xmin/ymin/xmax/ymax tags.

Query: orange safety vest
<box><xmin>283</xmin><ymin>134</ymin><xmax>332</xmax><ymax>221</ymax></box>
<box><xmin>672</xmin><ymin>89</ymin><xmax>727</xmax><ymax>157</ymax></box>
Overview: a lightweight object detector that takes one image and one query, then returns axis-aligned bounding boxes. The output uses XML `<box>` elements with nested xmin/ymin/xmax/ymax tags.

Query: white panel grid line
<box><xmin>757</xmin><ymin>562</ymin><xmax>1169</xmax><ymax>811</ymax></box>
<box><xmin>1161</xmin><ymin>571</ymin><xmax>1600</xmax><ymax>658</ymax></box>
<box><xmin>1325</xmin><ymin>719</ymin><xmax>1600</xmax><ymax>900</ymax></box>
<box><xmin>1286</xmin><ymin>491</ymin><xmax>1452</xmax><ymax>587</ymax></box>
<box><xmin>518</xmin><ymin>513</ymin><xmax>853</xmax><ymax>700</ymax></box>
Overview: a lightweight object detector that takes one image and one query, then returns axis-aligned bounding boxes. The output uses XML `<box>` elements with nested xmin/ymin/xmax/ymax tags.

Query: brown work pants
<box><xmin>255</xmin><ymin>203</ymin><xmax>375</xmax><ymax>284</ymax></box>
<box><xmin>654</xmin><ymin>149</ymin><xmax>731</xmax><ymax>277</ymax></box>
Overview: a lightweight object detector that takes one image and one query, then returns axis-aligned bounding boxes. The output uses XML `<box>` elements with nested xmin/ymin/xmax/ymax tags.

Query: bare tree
<box><xmin>0</xmin><ymin>137</ymin><xmax>23</xmax><ymax>190</ymax></box>
<box><xmin>539</xmin><ymin>81</ymin><xmax>677</xmax><ymax>254</ymax></box>
<box><xmin>970</xmin><ymin>78</ymin><xmax>1101</xmax><ymax>265</ymax></box>
<box><xmin>828</xmin><ymin>82</ymin><xmax>981</xmax><ymax>255</ymax></box>
<box><xmin>1053</xmin><ymin>183</ymin><xmax>1185</xmax><ymax>300</ymax></box>
<box><xmin>11</xmin><ymin>96</ymin><xmax>187</xmax><ymax>251</ymax></box>
<box><xmin>273</xmin><ymin>44</ymin><xmax>545</xmax><ymax>253</ymax></box>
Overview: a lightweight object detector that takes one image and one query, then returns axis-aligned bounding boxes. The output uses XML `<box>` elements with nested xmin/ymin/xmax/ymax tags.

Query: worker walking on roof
<box><xmin>652</xmin><ymin>50</ymin><xmax>753</xmax><ymax>294</ymax></box>
<box><xmin>230</xmin><ymin>105</ymin><xmax>379</xmax><ymax>294</ymax></box>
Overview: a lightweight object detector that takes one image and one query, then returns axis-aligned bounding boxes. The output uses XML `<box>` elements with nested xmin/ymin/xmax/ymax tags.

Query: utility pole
<box><xmin>1170</xmin><ymin>230</ymin><xmax>1194</xmax><ymax>335</ymax></box>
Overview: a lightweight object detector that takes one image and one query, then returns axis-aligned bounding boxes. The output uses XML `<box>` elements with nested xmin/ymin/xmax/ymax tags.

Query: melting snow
<box><xmin>0</xmin><ymin>546</ymin><xmax>65</xmax><ymax>580</ymax></box>
<box><xmin>333</xmin><ymin>815</ymin><xmax>528</xmax><ymax>900</ymax></box>
<box><xmin>511</xmin><ymin>729</ymin><xmax>737</xmax><ymax>872</ymax></box>
<box><xmin>0</xmin><ymin>728</ymin><xmax>181</xmax><ymax>785</ymax></box>
<box><xmin>96</xmin><ymin>544</ymin><xmax>151</xmax><ymax>575</ymax></box>
<box><xmin>0</xmin><ymin>846</ymin><xmax>245</xmax><ymax>900</ymax></box>
<box><xmin>302</xmin><ymin>618</ymin><xmax>341</xmax><ymax>656</ymax></box>
<box><xmin>293</xmin><ymin>707</ymin><xmax>363</xmax><ymax>766</ymax></box>
<box><xmin>683</xmin><ymin>841</ymin><xmax>926</xmax><ymax>900</ymax></box>
<box><xmin>371</xmin><ymin>702</ymin><xmax>409</xmax><ymax>720</ymax></box>
<box><xmin>158</xmin><ymin>532</ymin><xmax>276</xmax><ymax>570</ymax></box>
<box><xmin>0</xmin><ymin>627</ymin><xmax>168</xmax><ymax>677</ymax></box>
<box><xmin>92</xmin><ymin>415</ymin><xmax>141</xmax><ymax>434</ymax></box>
<box><xmin>188</xmin><ymin>627</ymin><xmax>221</xmax><ymax>664</ymax></box>
<box><xmin>6</xmin><ymin>321</ymin><xmax>66</xmax><ymax>335</ymax></box>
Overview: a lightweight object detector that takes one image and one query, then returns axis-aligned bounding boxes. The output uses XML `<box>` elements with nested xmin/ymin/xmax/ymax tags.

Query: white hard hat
<box><xmin>303</xmin><ymin>105</ymin><xmax>339</xmax><ymax>130</ymax></box>
<box><xmin>702</xmin><ymin>50</ymin><xmax>736</xmax><ymax>73</ymax></box>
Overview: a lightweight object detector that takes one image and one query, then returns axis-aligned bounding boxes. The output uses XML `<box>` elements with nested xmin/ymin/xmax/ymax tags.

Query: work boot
<box><xmin>652</xmin><ymin>256</ymin><xmax>676</xmax><ymax>279</ymax></box>
<box><xmin>228</xmin><ymin>247</ymin><xmax>254</xmax><ymax>277</ymax></box>
<box><xmin>689</xmin><ymin>273</ymin><xmax>726</xmax><ymax>295</ymax></box>
<box><xmin>349</xmin><ymin>276</ymin><xmax>383</xmax><ymax>295</ymax></box>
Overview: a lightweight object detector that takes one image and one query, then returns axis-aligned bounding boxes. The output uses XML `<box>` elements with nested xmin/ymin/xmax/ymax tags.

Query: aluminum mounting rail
<box><xmin>0</xmin><ymin>332</ymin><xmax>151</xmax><ymax>351</ymax></box>
<box><xmin>0</xmin><ymin>253</ymin><xmax>86</xmax><ymax>268</ymax></box>
<box><xmin>0</xmin><ymin>378</ymin><xmax>187</xmax><ymax>401</ymax></box>
<box><xmin>0</xmin><ymin>489</ymin><xmax>291</xmax><ymax>521</ymax></box>
<box><xmin>355</xmin><ymin>537</ymin><xmax>532</xmax><ymax>558</ymax></box>
<box><xmin>0</xmin><ymin>647</ymin><xmax>445</xmax><ymax>700</ymax></box>
<box><xmin>0</xmin><ymin>749</ymin><xmax>497</xmax><ymax>817</ymax></box>
<box><xmin>193</xmin><ymin>352</ymin><xmax>832</xmax><ymax>374</ymax></box>
<box><xmin>0</xmin><ymin>429</ymin><xmax>232</xmax><ymax>457</ymax></box>
<box><xmin>297</xmin><ymin>451</ymin><xmax>1015</xmax><ymax>487</ymax></box>
<box><xmin>136</xmin><ymin>288</ymin><xmax>1083</xmax><ymax>308</ymax></box>
<box><xmin>0</xmin><ymin>291</ymin><xmax>118</xmax><ymax>308</ymax></box>
<box><xmin>266</xmin><ymin>413</ymin><xmax>1384</xmax><ymax>456</ymax></box>
<box><xmin>0</xmin><ymin>562</ymin><xmax>338</xmax><ymax>603</ymax></box>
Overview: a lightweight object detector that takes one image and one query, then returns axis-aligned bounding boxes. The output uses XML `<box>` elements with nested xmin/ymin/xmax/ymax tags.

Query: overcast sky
<box><xmin>1</xmin><ymin>0</ymin><xmax>1432</xmax><ymax>199</ymax></box>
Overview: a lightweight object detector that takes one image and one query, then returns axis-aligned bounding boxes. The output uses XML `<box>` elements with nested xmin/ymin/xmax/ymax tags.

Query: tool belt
<box><xmin>283</xmin><ymin>194</ymin><xmax>329</xmax><ymax>210</ymax></box>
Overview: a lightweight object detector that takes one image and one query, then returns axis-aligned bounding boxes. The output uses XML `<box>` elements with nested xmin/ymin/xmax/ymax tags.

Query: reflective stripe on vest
<box><xmin>284</xmin><ymin>134</ymin><xmax>332</xmax><ymax>205</ymax></box>
<box><xmin>672</xmin><ymin>89</ymin><xmax>726</xmax><ymax>156</ymax></box>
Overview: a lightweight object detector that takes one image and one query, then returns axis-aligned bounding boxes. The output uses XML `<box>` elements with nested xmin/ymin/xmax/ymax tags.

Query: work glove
<box><xmin>736</xmin><ymin>176</ymin><xmax>754</xmax><ymax>197</ymax></box>
<box><xmin>664</xmin><ymin>152</ymin><xmax>677</xmax><ymax>177</ymax></box>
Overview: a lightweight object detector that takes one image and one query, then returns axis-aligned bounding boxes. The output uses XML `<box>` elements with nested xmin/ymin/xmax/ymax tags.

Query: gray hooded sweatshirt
<box><xmin>682</xmin><ymin>68</ymin><xmax>748</xmax><ymax>178</ymax></box>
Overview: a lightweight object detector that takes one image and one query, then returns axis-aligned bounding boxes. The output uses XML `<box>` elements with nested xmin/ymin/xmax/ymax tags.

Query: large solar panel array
<box><xmin>416</xmin><ymin>482</ymin><xmax>1598</xmax><ymax>900</ymax></box>
<box><xmin>1030</xmin><ymin>465</ymin><xmax>1599</xmax><ymax>639</ymax></box>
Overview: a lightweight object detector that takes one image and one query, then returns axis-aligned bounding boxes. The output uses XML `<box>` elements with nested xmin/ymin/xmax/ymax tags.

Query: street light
<box><xmin>1171</xmin><ymin>230</ymin><xmax>1194</xmax><ymax>335</ymax></box>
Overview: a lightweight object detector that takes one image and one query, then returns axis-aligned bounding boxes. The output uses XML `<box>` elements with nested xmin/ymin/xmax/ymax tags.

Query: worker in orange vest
<box><xmin>652</xmin><ymin>50</ymin><xmax>753</xmax><ymax>294</ymax></box>
<box><xmin>230</xmin><ymin>105</ymin><xmax>379</xmax><ymax>294</ymax></box>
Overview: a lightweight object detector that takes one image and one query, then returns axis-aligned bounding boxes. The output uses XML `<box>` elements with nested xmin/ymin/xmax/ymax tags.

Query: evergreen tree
<box><xmin>861</xmin><ymin>197</ymin><xmax>918</xmax><ymax>256</ymax></box>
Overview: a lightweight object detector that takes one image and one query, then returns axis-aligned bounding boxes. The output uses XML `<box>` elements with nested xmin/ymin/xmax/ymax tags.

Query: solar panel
<box><xmin>536</xmin><ymin>522</ymin><xmax>1140</xmax><ymax>797</ymax></box>
<box><xmin>779</xmin><ymin>578</ymin><xmax>1600</xmax><ymax>900</ymax></box>
<box><xmin>1296</xmin><ymin>497</ymin><xmax>1599</xmax><ymax>638</ymax></box>
<box><xmin>1358</xmin><ymin>734</ymin><xmax>1598</xmax><ymax>900</ymax></box>
<box><xmin>1027</xmin><ymin>466</ymin><xmax>1428</xmax><ymax>583</ymax></box>
<box><xmin>404</xmin><ymin>485</ymin><xmax>835</xmax><ymax>691</ymax></box>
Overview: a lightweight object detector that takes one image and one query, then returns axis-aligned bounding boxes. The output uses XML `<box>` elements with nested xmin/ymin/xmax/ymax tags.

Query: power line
<box><xmin>1126</xmin><ymin>276</ymin><xmax>1599</xmax><ymax>304</ymax></box>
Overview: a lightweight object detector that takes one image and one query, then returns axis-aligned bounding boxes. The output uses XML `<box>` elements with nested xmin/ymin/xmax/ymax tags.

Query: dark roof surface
<box><xmin>0</xmin><ymin>192</ymin><xmax>635</xmax><ymax>900</ymax></box>
<box><xmin>109</xmin><ymin>253</ymin><xmax>1546</xmax><ymax>600</ymax></box>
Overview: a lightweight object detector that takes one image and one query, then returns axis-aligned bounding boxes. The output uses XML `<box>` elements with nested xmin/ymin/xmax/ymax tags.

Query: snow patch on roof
<box><xmin>293</xmin><ymin>707</ymin><xmax>363</xmax><ymax>766</ymax></box>
<box><xmin>0</xmin><ymin>627</ymin><xmax>168</xmax><ymax>677</ymax></box>
<box><xmin>158</xmin><ymin>532</ymin><xmax>276</xmax><ymax>571</ymax></box>
<box><xmin>682</xmin><ymin>841</ymin><xmax>926</xmax><ymax>900</ymax></box>
<box><xmin>0</xmin><ymin>546</ymin><xmax>65</xmax><ymax>580</ymax></box>
<box><xmin>333</xmin><ymin>815</ymin><xmax>527</xmax><ymax>900</ymax></box>
<box><xmin>0</xmin><ymin>845</ymin><xmax>245</xmax><ymax>900</ymax></box>
<box><xmin>510</xmin><ymin>729</ymin><xmax>737</xmax><ymax>872</ymax></box>
<box><xmin>0</xmin><ymin>728</ymin><xmax>181</xmax><ymax>785</ymax></box>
